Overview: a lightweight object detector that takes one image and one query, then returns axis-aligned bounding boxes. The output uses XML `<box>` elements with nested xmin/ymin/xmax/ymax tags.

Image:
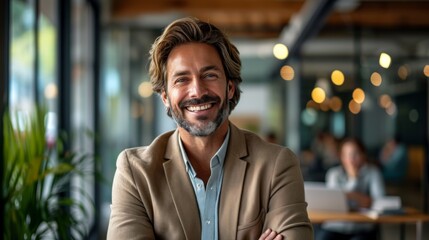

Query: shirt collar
<box><xmin>178</xmin><ymin>128</ymin><xmax>230</xmax><ymax>176</ymax></box>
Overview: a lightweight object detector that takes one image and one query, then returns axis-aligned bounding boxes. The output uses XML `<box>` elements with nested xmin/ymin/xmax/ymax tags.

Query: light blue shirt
<box><xmin>178</xmin><ymin>129</ymin><xmax>230</xmax><ymax>240</ymax></box>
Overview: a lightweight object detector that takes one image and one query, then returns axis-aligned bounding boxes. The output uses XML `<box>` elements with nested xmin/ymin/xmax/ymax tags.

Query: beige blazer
<box><xmin>107</xmin><ymin>123</ymin><xmax>313</xmax><ymax>240</ymax></box>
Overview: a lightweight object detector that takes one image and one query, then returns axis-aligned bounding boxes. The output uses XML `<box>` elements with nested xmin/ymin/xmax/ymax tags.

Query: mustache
<box><xmin>179</xmin><ymin>95</ymin><xmax>221</xmax><ymax>108</ymax></box>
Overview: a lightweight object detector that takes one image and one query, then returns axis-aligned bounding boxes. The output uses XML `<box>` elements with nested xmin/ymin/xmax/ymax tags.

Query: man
<box><xmin>107</xmin><ymin>17</ymin><xmax>313</xmax><ymax>240</ymax></box>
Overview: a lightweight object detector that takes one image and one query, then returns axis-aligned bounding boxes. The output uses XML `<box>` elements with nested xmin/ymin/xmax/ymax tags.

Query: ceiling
<box><xmin>108</xmin><ymin>0</ymin><xmax>429</xmax><ymax>38</ymax></box>
<box><xmin>105</xmin><ymin>0</ymin><xmax>429</xmax><ymax>84</ymax></box>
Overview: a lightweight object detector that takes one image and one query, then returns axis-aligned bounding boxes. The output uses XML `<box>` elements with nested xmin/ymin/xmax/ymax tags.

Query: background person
<box><xmin>107</xmin><ymin>17</ymin><xmax>313</xmax><ymax>240</ymax></box>
<box><xmin>316</xmin><ymin>137</ymin><xmax>385</xmax><ymax>240</ymax></box>
<box><xmin>379</xmin><ymin>135</ymin><xmax>408</xmax><ymax>183</ymax></box>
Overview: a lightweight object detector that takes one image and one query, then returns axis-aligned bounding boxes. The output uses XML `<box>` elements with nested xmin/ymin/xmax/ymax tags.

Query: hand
<box><xmin>347</xmin><ymin>191</ymin><xmax>372</xmax><ymax>208</ymax></box>
<box><xmin>259</xmin><ymin>229</ymin><xmax>283</xmax><ymax>240</ymax></box>
<box><xmin>343</xmin><ymin>159</ymin><xmax>360</xmax><ymax>178</ymax></box>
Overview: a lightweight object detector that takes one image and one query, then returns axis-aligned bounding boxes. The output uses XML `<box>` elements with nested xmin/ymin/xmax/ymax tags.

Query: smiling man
<box><xmin>107</xmin><ymin>17</ymin><xmax>313</xmax><ymax>240</ymax></box>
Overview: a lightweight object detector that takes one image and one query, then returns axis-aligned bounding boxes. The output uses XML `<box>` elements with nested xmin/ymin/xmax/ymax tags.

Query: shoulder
<box><xmin>227</xmin><ymin>127</ymin><xmax>299</xmax><ymax>173</ymax></box>
<box><xmin>326</xmin><ymin>165</ymin><xmax>345</xmax><ymax>177</ymax></box>
<box><xmin>233</xmin><ymin>126</ymin><xmax>297</xmax><ymax>165</ymax></box>
<box><xmin>116</xmin><ymin>130</ymin><xmax>176</xmax><ymax>168</ymax></box>
<box><xmin>364</xmin><ymin>164</ymin><xmax>383</xmax><ymax>176</ymax></box>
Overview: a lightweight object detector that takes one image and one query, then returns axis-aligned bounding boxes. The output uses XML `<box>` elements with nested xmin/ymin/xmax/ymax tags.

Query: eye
<box><xmin>203</xmin><ymin>72</ymin><xmax>218</xmax><ymax>80</ymax></box>
<box><xmin>174</xmin><ymin>77</ymin><xmax>188</xmax><ymax>84</ymax></box>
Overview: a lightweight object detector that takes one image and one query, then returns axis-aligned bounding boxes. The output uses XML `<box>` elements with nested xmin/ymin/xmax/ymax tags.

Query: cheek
<box><xmin>168</xmin><ymin>90</ymin><xmax>185</xmax><ymax>107</ymax></box>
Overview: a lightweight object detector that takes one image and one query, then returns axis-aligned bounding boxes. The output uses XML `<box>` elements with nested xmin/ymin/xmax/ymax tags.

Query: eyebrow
<box><xmin>171</xmin><ymin>65</ymin><xmax>222</xmax><ymax>78</ymax></box>
<box><xmin>172</xmin><ymin>70</ymin><xmax>190</xmax><ymax>78</ymax></box>
<box><xmin>200</xmin><ymin>65</ymin><xmax>221</xmax><ymax>73</ymax></box>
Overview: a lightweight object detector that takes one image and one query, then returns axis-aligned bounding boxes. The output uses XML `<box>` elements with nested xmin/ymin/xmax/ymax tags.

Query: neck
<box><xmin>179</xmin><ymin>120</ymin><xmax>229</xmax><ymax>161</ymax></box>
<box><xmin>179</xmin><ymin>121</ymin><xmax>229</xmax><ymax>185</ymax></box>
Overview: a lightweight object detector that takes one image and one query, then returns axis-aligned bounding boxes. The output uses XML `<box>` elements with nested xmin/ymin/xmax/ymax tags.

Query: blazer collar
<box><xmin>219</xmin><ymin>122</ymin><xmax>249</xmax><ymax>239</ymax></box>
<box><xmin>163</xmin><ymin>129</ymin><xmax>201</xmax><ymax>240</ymax></box>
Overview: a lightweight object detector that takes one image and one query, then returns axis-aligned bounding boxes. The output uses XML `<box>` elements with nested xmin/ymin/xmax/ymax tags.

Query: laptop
<box><xmin>304</xmin><ymin>181</ymin><xmax>349</xmax><ymax>212</ymax></box>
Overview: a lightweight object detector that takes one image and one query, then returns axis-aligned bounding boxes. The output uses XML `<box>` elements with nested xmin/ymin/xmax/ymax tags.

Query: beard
<box><xmin>168</xmin><ymin>94</ymin><xmax>230</xmax><ymax>137</ymax></box>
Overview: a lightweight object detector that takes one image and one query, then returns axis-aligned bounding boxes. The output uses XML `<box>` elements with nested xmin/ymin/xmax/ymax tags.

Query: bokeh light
<box><xmin>370</xmin><ymin>72</ymin><xmax>382</xmax><ymax>86</ymax></box>
<box><xmin>273</xmin><ymin>43</ymin><xmax>289</xmax><ymax>60</ymax></box>
<box><xmin>386</xmin><ymin>103</ymin><xmax>397</xmax><ymax>116</ymax></box>
<box><xmin>379</xmin><ymin>94</ymin><xmax>392</xmax><ymax>109</ymax></box>
<box><xmin>138</xmin><ymin>81</ymin><xmax>153</xmax><ymax>98</ymax></box>
<box><xmin>311</xmin><ymin>87</ymin><xmax>326</xmax><ymax>104</ymax></box>
<box><xmin>44</xmin><ymin>83</ymin><xmax>58</xmax><ymax>99</ymax></box>
<box><xmin>301</xmin><ymin>108</ymin><xmax>318</xmax><ymax>126</ymax></box>
<box><xmin>348</xmin><ymin>100</ymin><xmax>361</xmax><ymax>114</ymax></box>
<box><xmin>280</xmin><ymin>65</ymin><xmax>294</xmax><ymax>81</ymax></box>
<box><xmin>379</xmin><ymin>52</ymin><xmax>391</xmax><ymax>69</ymax></box>
<box><xmin>320</xmin><ymin>100</ymin><xmax>330</xmax><ymax>112</ymax></box>
<box><xmin>409</xmin><ymin>109</ymin><xmax>419</xmax><ymax>123</ymax></box>
<box><xmin>306</xmin><ymin>100</ymin><xmax>320</xmax><ymax>110</ymax></box>
<box><xmin>329</xmin><ymin>96</ymin><xmax>342</xmax><ymax>112</ymax></box>
<box><xmin>352</xmin><ymin>88</ymin><xmax>365</xmax><ymax>104</ymax></box>
<box><xmin>398</xmin><ymin>65</ymin><xmax>409</xmax><ymax>80</ymax></box>
<box><xmin>331</xmin><ymin>70</ymin><xmax>345</xmax><ymax>86</ymax></box>
<box><xmin>424</xmin><ymin>65</ymin><xmax>429</xmax><ymax>77</ymax></box>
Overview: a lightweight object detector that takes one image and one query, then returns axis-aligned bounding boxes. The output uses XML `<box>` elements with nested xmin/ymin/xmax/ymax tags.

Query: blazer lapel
<box><xmin>219</xmin><ymin>123</ymin><xmax>248</xmax><ymax>239</ymax></box>
<box><xmin>163</xmin><ymin>130</ymin><xmax>201</xmax><ymax>240</ymax></box>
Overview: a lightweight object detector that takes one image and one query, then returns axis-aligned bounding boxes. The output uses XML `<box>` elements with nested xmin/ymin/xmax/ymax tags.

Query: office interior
<box><xmin>1</xmin><ymin>0</ymin><xmax>429</xmax><ymax>239</ymax></box>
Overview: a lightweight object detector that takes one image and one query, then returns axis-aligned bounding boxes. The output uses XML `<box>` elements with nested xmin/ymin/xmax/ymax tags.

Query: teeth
<box><xmin>187</xmin><ymin>104</ymin><xmax>212</xmax><ymax>112</ymax></box>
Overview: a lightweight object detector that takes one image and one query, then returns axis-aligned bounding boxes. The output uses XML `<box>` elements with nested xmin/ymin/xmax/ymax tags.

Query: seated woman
<box><xmin>316</xmin><ymin>137</ymin><xmax>385</xmax><ymax>240</ymax></box>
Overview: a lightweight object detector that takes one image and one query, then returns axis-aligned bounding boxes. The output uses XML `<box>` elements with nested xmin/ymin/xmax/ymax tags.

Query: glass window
<box><xmin>10</xmin><ymin>0</ymin><xmax>36</xmax><ymax>113</ymax></box>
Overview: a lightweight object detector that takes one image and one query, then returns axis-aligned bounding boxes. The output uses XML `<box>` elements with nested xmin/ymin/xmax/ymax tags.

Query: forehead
<box><xmin>342</xmin><ymin>142</ymin><xmax>359</xmax><ymax>152</ymax></box>
<box><xmin>166</xmin><ymin>43</ymin><xmax>223</xmax><ymax>74</ymax></box>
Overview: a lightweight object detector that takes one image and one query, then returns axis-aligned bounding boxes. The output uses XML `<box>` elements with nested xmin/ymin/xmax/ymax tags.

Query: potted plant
<box><xmin>3</xmin><ymin>107</ymin><xmax>94</xmax><ymax>239</ymax></box>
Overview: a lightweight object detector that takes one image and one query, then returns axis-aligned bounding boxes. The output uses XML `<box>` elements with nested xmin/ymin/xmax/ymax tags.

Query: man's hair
<box><xmin>149</xmin><ymin>17</ymin><xmax>242</xmax><ymax>113</ymax></box>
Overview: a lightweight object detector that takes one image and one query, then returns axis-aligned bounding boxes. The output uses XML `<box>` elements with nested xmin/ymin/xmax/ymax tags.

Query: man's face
<box><xmin>161</xmin><ymin>43</ymin><xmax>235</xmax><ymax>136</ymax></box>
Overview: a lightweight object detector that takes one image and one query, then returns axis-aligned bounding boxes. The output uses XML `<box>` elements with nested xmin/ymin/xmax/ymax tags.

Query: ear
<box><xmin>161</xmin><ymin>90</ymin><xmax>169</xmax><ymax>107</ymax></box>
<box><xmin>227</xmin><ymin>80</ymin><xmax>235</xmax><ymax>100</ymax></box>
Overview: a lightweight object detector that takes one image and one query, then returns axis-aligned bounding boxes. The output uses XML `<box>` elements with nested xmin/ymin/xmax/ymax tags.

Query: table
<box><xmin>309</xmin><ymin>208</ymin><xmax>429</xmax><ymax>240</ymax></box>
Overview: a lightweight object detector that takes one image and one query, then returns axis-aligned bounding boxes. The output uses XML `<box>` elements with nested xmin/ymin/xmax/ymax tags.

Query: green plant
<box><xmin>3</xmin><ymin>107</ymin><xmax>94</xmax><ymax>239</ymax></box>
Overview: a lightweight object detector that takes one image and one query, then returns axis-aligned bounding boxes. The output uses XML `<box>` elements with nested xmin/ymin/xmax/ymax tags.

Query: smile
<box><xmin>186</xmin><ymin>103</ymin><xmax>213</xmax><ymax>112</ymax></box>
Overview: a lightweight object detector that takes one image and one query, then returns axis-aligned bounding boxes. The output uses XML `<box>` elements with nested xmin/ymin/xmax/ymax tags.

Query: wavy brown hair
<box><xmin>148</xmin><ymin>17</ymin><xmax>242</xmax><ymax>114</ymax></box>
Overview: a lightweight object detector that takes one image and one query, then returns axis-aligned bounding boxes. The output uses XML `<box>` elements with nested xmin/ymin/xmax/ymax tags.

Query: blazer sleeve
<box><xmin>264</xmin><ymin>148</ymin><xmax>313</xmax><ymax>240</ymax></box>
<box><xmin>107</xmin><ymin>150</ymin><xmax>155</xmax><ymax>240</ymax></box>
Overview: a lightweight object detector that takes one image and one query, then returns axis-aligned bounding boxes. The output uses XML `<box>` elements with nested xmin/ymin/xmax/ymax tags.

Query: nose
<box><xmin>189</xmin><ymin>78</ymin><xmax>208</xmax><ymax>98</ymax></box>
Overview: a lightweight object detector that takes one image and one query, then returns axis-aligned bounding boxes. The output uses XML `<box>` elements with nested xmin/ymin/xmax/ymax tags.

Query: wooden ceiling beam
<box><xmin>110</xmin><ymin>0</ymin><xmax>304</xmax><ymax>20</ymax></box>
<box><xmin>327</xmin><ymin>2</ymin><xmax>429</xmax><ymax>28</ymax></box>
<box><xmin>109</xmin><ymin>0</ymin><xmax>429</xmax><ymax>37</ymax></box>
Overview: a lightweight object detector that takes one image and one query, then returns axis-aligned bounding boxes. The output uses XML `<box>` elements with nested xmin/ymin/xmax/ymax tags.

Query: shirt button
<box><xmin>210</xmin><ymin>186</ymin><xmax>214</xmax><ymax>191</ymax></box>
<box><xmin>197</xmin><ymin>183</ymin><xmax>202</xmax><ymax>189</ymax></box>
<box><xmin>206</xmin><ymin>220</ymin><xmax>211</xmax><ymax>224</ymax></box>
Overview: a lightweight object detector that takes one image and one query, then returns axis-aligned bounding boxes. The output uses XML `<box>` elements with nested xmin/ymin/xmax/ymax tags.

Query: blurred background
<box><xmin>1</xmin><ymin>0</ymin><xmax>429</xmax><ymax>239</ymax></box>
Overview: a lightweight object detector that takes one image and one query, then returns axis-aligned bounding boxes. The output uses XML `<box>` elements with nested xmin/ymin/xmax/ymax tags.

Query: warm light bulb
<box><xmin>379</xmin><ymin>94</ymin><xmax>392</xmax><ymax>109</ymax></box>
<box><xmin>311</xmin><ymin>87</ymin><xmax>326</xmax><ymax>104</ymax></box>
<box><xmin>398</xmin><ymin>65</ymin><xmax>409</xmax><ymax>80</ymax></box>
<box><xmin>349</xmin><ymin>100</ymin><xmax>361</xmax><ymax>114</ymax></box>
<box><xmin>379</xmin><ymin>52</ymin><xmax>391</xmax><ymax>69</ymax></box>
<box><xmin>352</xmin><ymin>88</ymin><xmax>365</xmax><ymax>104</ymax></box>
<box><xmin>370</xmin><ymin>72</ymin><xmax>382</xmax><ymax>86</ymax></box>
<box><xmin>331</xmin><ymin>70</ymin><xmax>345</xmax><ymax>86</ymax></box>
<box><xmin>329</xmin><ymin>96</ymin><xmax>342</xmax><ymax>112</ymax></box>
<box><xmin>273</xmin><ymin>43</ymin><xmax>289</xmax><ymax>60</ymax></box>
<box><xmin>280</xmin><ymin>65</ymin><xmax>294</xmax><ymax>81</ymax></box>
